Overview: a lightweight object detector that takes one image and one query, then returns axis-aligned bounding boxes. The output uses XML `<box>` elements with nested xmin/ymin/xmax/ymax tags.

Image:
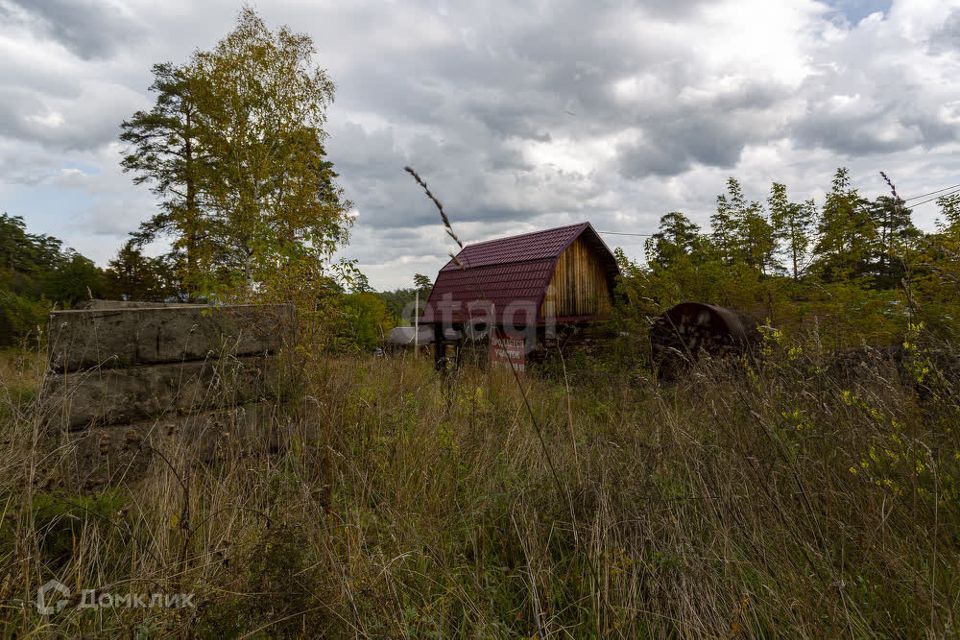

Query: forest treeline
<box><xmin>616</xmin><ymin>171</ymin><xmax>960</xmax><ymax>347</ymax></box>
<box><xmin>6</xmin><ymin>168</ymin><xmax>957</xmax><ymax>349</ymax></box>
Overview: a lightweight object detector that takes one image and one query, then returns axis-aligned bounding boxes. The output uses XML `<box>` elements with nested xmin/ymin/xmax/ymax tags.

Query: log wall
<box><xmin>540</xmin><ymin>237</ymin><xmax>614</xmax><ymax>321</ymax></box>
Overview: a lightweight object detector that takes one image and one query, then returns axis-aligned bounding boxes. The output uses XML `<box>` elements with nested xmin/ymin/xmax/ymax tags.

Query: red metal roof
<box><xmin>450</xmin><ymin>222</ymin><xmax>590</xmax><ymax>268</ymax></box>
<box><xmin>420</xmin><ymin>222</ymin><xmax>618</xmax><ymax>326</ymax></box>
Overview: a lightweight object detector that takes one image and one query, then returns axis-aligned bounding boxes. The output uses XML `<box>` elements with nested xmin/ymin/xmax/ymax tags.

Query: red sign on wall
<box><xmin>488</xmin><ymin>332</ymin><xmax>526</xmax><ymax>373</ymax></box>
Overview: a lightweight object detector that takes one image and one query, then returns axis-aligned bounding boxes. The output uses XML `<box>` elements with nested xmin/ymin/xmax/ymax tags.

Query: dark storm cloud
<box><xmin>3</xmin><ymin>0</ymin><xmax>960</xmax><ymax>289</ymax></box>
<box><xmin>323</xmin><ymin>0</ymin><xmax>960</xmax><ymax>281</ymax></box>
<box><xmin>464</xmin><ymin>101</ymin><xmax>553</xmax><ymax>142</ymax></box>
<box><xmin>0</xmin><ymin>80</ymin><xmax>142</xmax><ymax>151</ymax></box>
<box><xmin>616</xmin><ymin>80</ymin><xmax>792</xmax><ymax>178</ymax></box>
<box><xmin>4</xmin><ymin>0</ymin><xmax>141</xmax><ymax>59</ymax></box>
<box><xmin>792</xmin><ymin>90</ymin><xmax>958</xmax><ymax>157</ymax></box>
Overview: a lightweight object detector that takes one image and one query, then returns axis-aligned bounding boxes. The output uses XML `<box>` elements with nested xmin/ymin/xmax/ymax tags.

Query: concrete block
<box><xmin>48</xmin><ymin>304</ymin><xmax>296</xmax><ymax>372</ymax></box>
<box><xmin>55</xmin><ymin>403</ymin><xmax>289</xmax><ymax>488</ymax></box>
<box><xmin>41</xmin><ymin>356</ymin><xmax>284</xmax><ymax>430</ymax></box>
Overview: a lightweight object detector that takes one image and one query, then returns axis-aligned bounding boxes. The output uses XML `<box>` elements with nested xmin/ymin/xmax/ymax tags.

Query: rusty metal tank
<box><xmin>650</xmin><ymin>302</ymin><xmax>759</xmax><ymax>379</ymax></box>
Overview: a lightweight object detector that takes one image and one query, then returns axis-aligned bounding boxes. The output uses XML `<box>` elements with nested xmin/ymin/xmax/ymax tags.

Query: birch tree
<box><xmin>120</xmin><ymin>8</ymin><xmax>351</xmax><ymax>300</ymax></box>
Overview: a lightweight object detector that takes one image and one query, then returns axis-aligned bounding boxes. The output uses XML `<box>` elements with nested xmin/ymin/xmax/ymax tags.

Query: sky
<box><xmin>1</xmin><ymin>0</ymin><xmax>959</xmax><ymax>291</ymax></box>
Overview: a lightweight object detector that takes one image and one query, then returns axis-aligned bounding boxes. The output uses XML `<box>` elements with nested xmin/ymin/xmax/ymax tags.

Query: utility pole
<box><xmin>414</xmin><ymin>289</ymin><xmax>419</xmax><ymax>351</ymax></box>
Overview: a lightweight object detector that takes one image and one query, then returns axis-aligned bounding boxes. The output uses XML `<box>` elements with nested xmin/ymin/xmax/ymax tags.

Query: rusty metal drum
<box><xmin>650</xmin><ymin>302</ymin><xmax>759</xmax><ymax>379</ymax></box>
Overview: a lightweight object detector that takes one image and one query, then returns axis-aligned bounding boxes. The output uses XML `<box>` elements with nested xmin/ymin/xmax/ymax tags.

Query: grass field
<box><xmin>1</xmin><ymin>337</ymin><xmax>958</xmax><ymax>638</ymax></box>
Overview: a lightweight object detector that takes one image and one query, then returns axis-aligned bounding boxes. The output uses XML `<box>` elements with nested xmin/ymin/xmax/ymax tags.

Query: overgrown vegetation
<box><xmin>1</xmin><ymin>331</ymin><xmax>958</xmax><ymax>637</ymax></box>
<box><xmin>617</xmin><ymin>173</ymin><xmax>960</xmax><ymax>348</ymax></box>
<box><xmin>0</xmin><ymin>213</ymin><xmax>109</xmax><ymax>346</ymax></box>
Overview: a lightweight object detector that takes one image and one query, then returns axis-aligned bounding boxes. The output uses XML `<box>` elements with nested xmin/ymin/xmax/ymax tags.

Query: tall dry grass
<box><xmin>0</xmin><ymin>334</ymin><xmax>958</xmax><ymax>638</ymax></box>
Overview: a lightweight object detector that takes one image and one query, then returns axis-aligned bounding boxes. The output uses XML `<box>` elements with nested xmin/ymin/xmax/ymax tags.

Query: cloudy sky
<box><xmin>2</xmin><ymin>0</ymin><xmax>959</xmax><ymax>290</ymax></box>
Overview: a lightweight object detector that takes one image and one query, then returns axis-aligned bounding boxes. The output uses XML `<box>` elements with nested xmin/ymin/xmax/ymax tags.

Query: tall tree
<box><xmin>645</xmin><ymin>212</ymin><xmax>703</xmax><ymax>270</ymax></box>
<box><xmin>413</xmin><ymin>273</ymin><xmax>433</xmax><ymax>293</ymax></box>
<box><xmin>120</xmin><ymin>62</ymin><xmax>204</xmax><ymax>288</ymax></box>
<box><xmin>768</xmin><ymin>183</ymin><xmax>815</xmax><ymax>280</ymax></box>
<box><xmin>907</xmin><ymin>193</ymin><xmax>960</xmax><ymax>333</ymax></box>
<box><xmin>812</xmin><ymin>167</ymin><xmax>876</xmax><ymax>282</ymax></box>
<box><xmin>713</xmin><ymin>178</ymin><xmax>776</xmax><ymax>275</ymax></box>
<box><xmin>711</xmin><ymin>188</ymin><xmax>738</xmax><ymax>264</ymax></box>
<box><xmin>189</xmin><ymin>8</ymin><xmax>350</xmax><ymax>297</ymax></box>
<box><xmin>119</xmin><ymin>8</ymin><xmax>351</xmax><ymax>300</ymax></box>
<box><xmin>868</xmin><ymin>195</ymin><xmax>919</xmax><ymax>288</ymax></box>
<box><xmin>937</xmin><ymin>193</ymin><xmax>960</xmax><ymax>231</ymax></box>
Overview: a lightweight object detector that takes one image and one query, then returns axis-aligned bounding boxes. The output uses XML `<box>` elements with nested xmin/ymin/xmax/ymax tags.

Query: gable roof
<box><xmin>450</xmin><ymin>222</ymin><xmax>592</xmax><ymax>267</ymax></box>
<box><xmin>420</xmin><ymin>222</ymin><xmax>619</xmax><ymax>326</ymax></box>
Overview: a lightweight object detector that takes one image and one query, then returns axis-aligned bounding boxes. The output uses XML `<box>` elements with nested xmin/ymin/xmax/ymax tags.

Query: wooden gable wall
<box><xmin>539</xmin><ymin>237</ymin><xmax>614</xmax><ymax>321</ymax></box>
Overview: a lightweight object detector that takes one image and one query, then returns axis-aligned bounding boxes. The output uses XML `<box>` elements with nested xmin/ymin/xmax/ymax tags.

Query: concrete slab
<box><xmin>48</xmin><ymin>304</ymin><xmax>296</xmax><ymax>372</ymax></box>
<box><xmin>54</xmin><ymin>402</ymin><xmax>292</xmax><ymax>489</ymax></box>
<box><xmin>41</xmin><ymin>356</ymin><xmax>284</xmax><ymax>429</ymax></box>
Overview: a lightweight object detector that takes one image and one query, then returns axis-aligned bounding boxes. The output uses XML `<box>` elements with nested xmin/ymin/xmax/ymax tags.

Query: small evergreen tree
<box><xmin>768</xmin><ymin>183</ymin><xmax>816</xmax><ymax>281</ymax></box>
<box><xmin>105</xmin><ymin>242</ymin><xmax>180</xmax><ymax>302</ymax></box>
<box><xmin>867</xmin><ymin>195</ymin><xmax>919</xmax><ymax>289</ymax></box>
<box><xmin>713</xmin><ymin>178</ymin><xmax>777</xmax><ymax>275</ymax></box>
<box><xmin>645</xmin><ymin>212</ymin><xmax>702</xmax><ymax>270</ymax></box>
<box><xmin>812</xmin><ymin>167</ymin><xmax>876</xmax><ymax>282</ymax></box>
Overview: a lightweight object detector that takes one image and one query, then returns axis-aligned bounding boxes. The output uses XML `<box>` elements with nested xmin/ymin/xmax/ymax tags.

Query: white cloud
<box><xmin>1</xmin><ymin>0</ymin><xmax>960</xmax><ymax>290</ymax></box>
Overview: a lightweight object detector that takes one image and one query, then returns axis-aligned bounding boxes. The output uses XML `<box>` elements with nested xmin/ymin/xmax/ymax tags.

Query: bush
<box><xmin>0</xmin><ymin>291</ymin><xmax>48</xmax><ymax>346</ymax></box>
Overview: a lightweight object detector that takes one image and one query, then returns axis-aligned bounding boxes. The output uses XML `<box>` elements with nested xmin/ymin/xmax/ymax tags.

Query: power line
<box><xmin>902</xmin><ymin>183</ymin><xmax>960</xmax><ymax>202</ymax></box>
<box><xmin>904</xmin><ymin>187</ymin><xmax>960</xmax><ymax>209</ymax></box>
<box><xmin>597</xmin><ymin>230</ymin><xmax>654</xmax><ymax>237</ymax></box>
<box><xmin>856</xmin><ymin>187</ymin><xmax>960</xmax><ymax>216</ymax></box>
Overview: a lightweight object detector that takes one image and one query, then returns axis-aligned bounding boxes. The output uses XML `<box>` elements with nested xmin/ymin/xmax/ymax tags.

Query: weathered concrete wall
<box><xmin>58</xmin><ymin>403</ymin><xmax>286</xmax><ymax>488</ymax></box>
<box><xmin>39</xmin><ymin>302</ymin><xmax>298</xmax><ymax>488</ymax></box>
<box><xmin>43</xmin><ymin>356</ymin><xmax>281</xmax><ymax>429</ymax></box>
<box><xmin>48</xmin><ymin>304</ymin><xmax>295</xmax><ymax>372</ymax></box>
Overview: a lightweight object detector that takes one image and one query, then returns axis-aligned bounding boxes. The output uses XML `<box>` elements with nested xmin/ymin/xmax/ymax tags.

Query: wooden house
<box><xmin>420</xmin><ymin>222</ymin><xmax>619</xmax><ymax>369</ymax></box>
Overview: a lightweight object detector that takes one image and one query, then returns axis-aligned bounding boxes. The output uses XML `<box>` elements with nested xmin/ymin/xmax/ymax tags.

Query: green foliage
<box><xmin>644</xmin><ymin>211</ymin><xmax>702</xmax><ymax>270</ymax></box>
<box><xmin>908</xmin><ymin>198</ymin><xmax>960</xmax><ymax>338</ymax></box>
<box><xmin>712</xmin><ymin>178</ymin><xmax>777</xmax><ymax>274</ymax></box>
<box><xmin>937</xmin><ymin>192</ymin><xmax>960</xmax><ymax>231</ymax></box>
<box><xmin>104</xmin><ymin>242</ymin><xmax>180</xmax><ymax>302</ymax></box>
<box><xmin>334</xmin><ymin>291</ymin><xmax>394</xmax><ymax>351</ymax></box>
<box><xmin>616</xmin><ymin>168</ymin><xmax>959</xmax><ymax>348</ymax></box>
<box><xmin>0</xmin><ymin>212</ymin><xmax>64</xmax><ymax>281</ymax></box>
<box><xmin>0</xmin><ymin>213</ymin><xmax>106</xmax><ymax>344</ymax></box>
<box><xmin>868</xmin><ymin>195</ymin><xmax>920</xmax><ymax>288</ymax></box>
<box><xmin>379</xmin><ymin>287</ymin><xmax>418</xmax><ymax>324</ymax></box>
<box><xmin>378</xmin><ymin>274</ymin><xmax>433</xmax><ymax>326</ymax></box>
<box><xmin>768</xmin><ymin>182</ymin><xmax>815</xmax><ymax>280</ymax></box>
<box><xmin>0</xmin><ymin>290</ymin><xmax>49</xmax><ymax>346</ymax></box>
<box><xmin>119</xmin><ymin>7</ymin><xmax>351</xmax><ymax>301</ymax></box>
<box><xmin>413</xmin><ymin>273</ymin><xmax>433</xmax><ymax>294</ymax></box>
<box><xmin>42</xmin><ymin>251</ymin><xmax>107</xmax><ymax>306</ymax></box>
<box><xmin>119</xmin><ymin>61</ymin><xmax>203</xmax><ymax>289</ymax></box>
<box><xmin>27</xmin><ymin>490</ymin><xmax>128</xmax><ymax>568</ymax></box>
<box><xmin>812</xmin><ymin>167</ymin><xmax>876</xmax><ymax>283</ymax></box>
